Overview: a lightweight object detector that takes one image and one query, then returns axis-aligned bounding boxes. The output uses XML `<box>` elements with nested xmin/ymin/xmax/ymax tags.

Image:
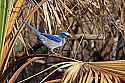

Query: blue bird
<box><xmin>24</xmin><ymin>22</ymin><xmax>71</xmax><ymax>53</ymax></box>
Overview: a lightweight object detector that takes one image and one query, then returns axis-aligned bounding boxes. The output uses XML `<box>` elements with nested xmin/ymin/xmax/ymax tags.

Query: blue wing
<box><xmin>40</xmin><ymin>33</ymin><xmax>61</xmax><ymax>42</ymax></box>
<box><xmin>24</xmin><ymin>22</ymin><xmax>61</xmax><ymax>43</ymax></box>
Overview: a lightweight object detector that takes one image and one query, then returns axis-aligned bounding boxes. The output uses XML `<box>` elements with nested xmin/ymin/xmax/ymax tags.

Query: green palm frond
<box><xmin>0</xmin><ymin>0</ymin><xmax>9</xmax><ymax>72</ymax></box>
<box><xmin>0</xmin><ymin>0</ymin><xmax>24</xmax><ymax>75</ymax></box>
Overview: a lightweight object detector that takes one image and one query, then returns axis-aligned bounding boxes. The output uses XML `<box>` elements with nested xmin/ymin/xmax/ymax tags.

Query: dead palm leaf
<box><xmin>62</xmin><ymin>60</ymin><xmax>125</xmax><ymax>83</ymax></box>
<box><xmin>9</xmin><ymin>57</ymin><xmax>43</xmax><ymax>83</ymax></box>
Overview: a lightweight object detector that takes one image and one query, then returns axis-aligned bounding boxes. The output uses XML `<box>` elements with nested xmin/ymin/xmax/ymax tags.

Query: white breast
<box><xmin>46</xmin><ymin>38</ymin><xmax>66</xmax><ymax>49</ymax></box>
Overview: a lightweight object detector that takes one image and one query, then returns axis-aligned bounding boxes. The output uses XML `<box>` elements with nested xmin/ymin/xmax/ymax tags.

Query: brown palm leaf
<box><xmin>62</xmin><ymin>60</ymin><xmax>125</xmax><ymax>83</ymax></box>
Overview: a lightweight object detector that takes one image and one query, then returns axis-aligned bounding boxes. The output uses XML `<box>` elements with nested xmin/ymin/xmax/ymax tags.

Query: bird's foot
<box><xmin>49</xmin><ymin>49</ymin><xmax>57</xmax><ymax>54</ymax></box>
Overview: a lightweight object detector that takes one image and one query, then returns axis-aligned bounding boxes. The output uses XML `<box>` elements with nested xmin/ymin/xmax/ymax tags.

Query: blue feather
<box><xmin>24</xmin><ymin>21</ymin><xmax>70</xmax><ymax>51</ymax></box>
<box><xmin>40</xmin><ymin>33</ymin><xmax>61</xmax><ymax>42</ymax></box>
<box><xmin>24</xmin><ymin>22</ymin><xmax>62</xmax><ymax>42</ymax></box>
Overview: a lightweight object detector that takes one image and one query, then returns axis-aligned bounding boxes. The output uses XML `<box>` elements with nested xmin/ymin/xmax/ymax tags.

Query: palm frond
<box><xmin>62</xmin><ymin>60</ymin><xmax>125</xmax><ymax>83</ymax></box>
<box><xmin>0</xmin><ymin>0</ymin><xmax>24</xmax><ymax>75</ymax></box>
<box><xmin>0</xmin><ymin>0</ymin><xmax>11</xmax><ymax>74</ymax></box>
<box><xmin>9</xmin><ymin>57</ymin><xmax>43</xmax><ymax>83</ymax></box>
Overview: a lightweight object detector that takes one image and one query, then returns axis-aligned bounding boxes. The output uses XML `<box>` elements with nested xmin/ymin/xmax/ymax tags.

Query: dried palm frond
<box><xmin>9</xmin><ymin>57</ymin><xmax>43</xmax><ymax>83</ymax></box>
<box><xmin>62</xmin><ymin>60</ymin><xmax>125</xmax><ymax>83</ymax></box>
<box><xmin>10</xmin><ymin>58</ymin><xmax>125</xmax><ymax>83</ymax></box>
<box><xmin>1</xmin><ymin>0</ymin><xmax>125</xmax><ymax>82</ymax></box>
<box><xmin>0</xmin><ymin>0</ymin><xmax>47</xmax><ymax>77</ymax></box>
<box><xmin>17</xmin><ymin>61</ymin><xmax>77</xmax><ymax>83</ymax></box>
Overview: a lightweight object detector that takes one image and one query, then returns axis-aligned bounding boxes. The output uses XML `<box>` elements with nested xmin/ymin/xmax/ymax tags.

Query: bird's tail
<box><xmin>23</xmin><ymin>21</ymin><xmax>42</xmax><ymax>36</ymax></box>
<box><xmin>23</xmin><ymin>21</ymin><xmax>49</xmax><ymax>44</ymax></box>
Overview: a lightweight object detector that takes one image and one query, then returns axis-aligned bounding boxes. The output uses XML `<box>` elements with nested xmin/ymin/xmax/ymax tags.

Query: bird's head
<box><xmin>59</xmin><ymin>32</ymin><xmax>71</xmax><ymax>38</ymax></box>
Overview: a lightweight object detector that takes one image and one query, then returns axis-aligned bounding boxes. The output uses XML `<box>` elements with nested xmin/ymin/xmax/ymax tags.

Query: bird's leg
<box><xmin>51</xmin><ymin>49</ymin><xmax>54</xmax><ymax>53</ymax></box>
<box><xmin>51</xmin><ymin>49</ymin><xmax>55</xmax><ymax>54</ymax></box>
<box><xmin>51</xmin><ymin>49</ymin><xmax>58</xmax><ymax>55</ymax></box>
